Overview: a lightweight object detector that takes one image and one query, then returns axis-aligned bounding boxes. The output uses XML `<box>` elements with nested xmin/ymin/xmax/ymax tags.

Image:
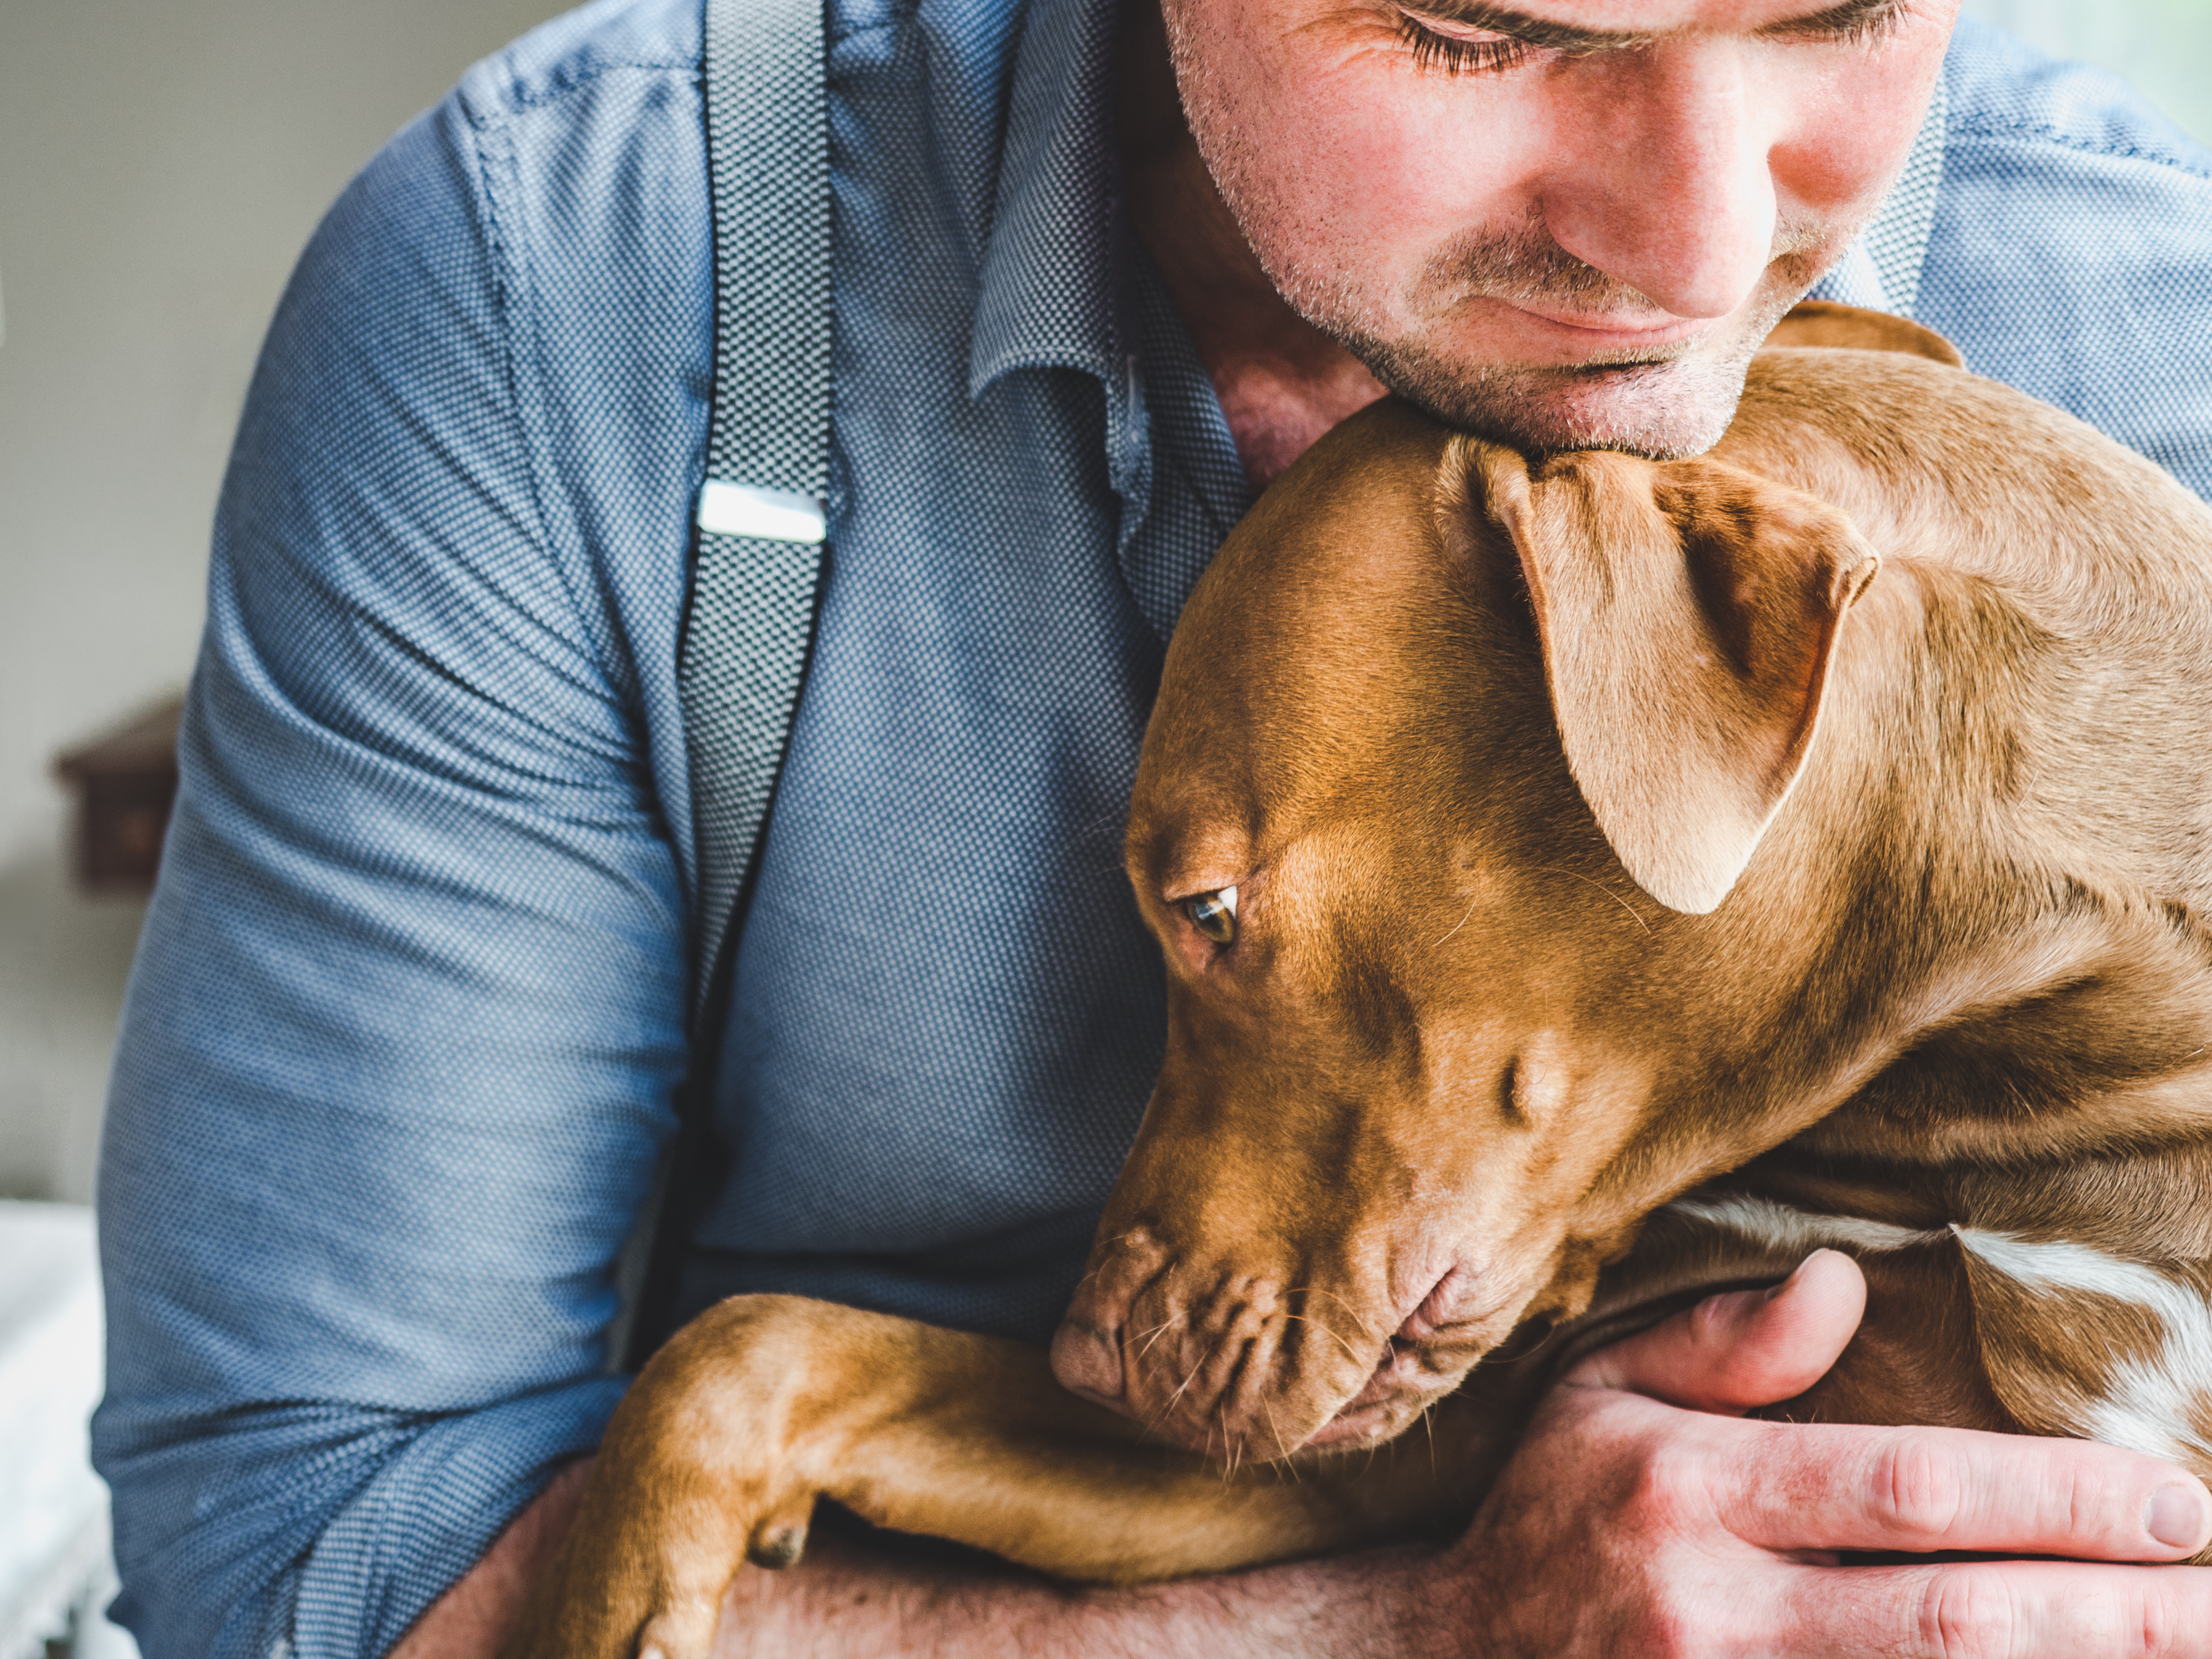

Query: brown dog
<box><xmin>509</xmin><ymin>310</ymin><xmax>2212</xmax><ymax>1657</ymax></box>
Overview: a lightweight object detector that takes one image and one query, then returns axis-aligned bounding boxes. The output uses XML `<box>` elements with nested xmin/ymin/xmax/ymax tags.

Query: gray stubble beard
<box><xmin>1334</xmin><ymin>278</ymin><xmax>1819</xmax><ymax>460</ymax></box>
<box><xmin>1164</xmin><ymin>7</ymin><xmax>1841</xmax><ymax>459</ymax></box>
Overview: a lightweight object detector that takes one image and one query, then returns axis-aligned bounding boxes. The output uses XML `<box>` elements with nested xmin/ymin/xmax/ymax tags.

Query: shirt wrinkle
<box><xmin>465</xmin><ymin>105</ymin><xmax>646</xmax><ymax>776</ymax></box>
<box><xmin>1949</xmin><ymin>113</ymin><xmax>2212</xmax><ymax>177</ymax></box>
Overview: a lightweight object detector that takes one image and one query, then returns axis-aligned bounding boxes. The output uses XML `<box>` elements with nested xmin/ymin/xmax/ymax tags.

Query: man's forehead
<box><xmin>1398</xmin><ymin>0</ymin><xmax>1910</xmax><ymax>50</ymax></box>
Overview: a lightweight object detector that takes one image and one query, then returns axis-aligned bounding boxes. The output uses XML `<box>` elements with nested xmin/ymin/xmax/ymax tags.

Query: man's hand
<box><xmin>395</xmin><ymin>1253</ymin><xmax>2212</xmax><ymax>1658</ymax></box>
<box><xmin>1446</xmin><ymin>1249</ymin><xmax>2212</xmax><ymax>1656</ymax></box>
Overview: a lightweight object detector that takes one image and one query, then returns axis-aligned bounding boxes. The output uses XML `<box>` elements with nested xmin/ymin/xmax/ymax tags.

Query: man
<box><xmin>93</xmin><ymin>0</ymin><xmax>2212</xmax><ymax>1652</ymax></box>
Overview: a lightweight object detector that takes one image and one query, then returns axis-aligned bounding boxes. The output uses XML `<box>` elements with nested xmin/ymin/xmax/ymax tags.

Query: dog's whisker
<box><xmin>1530</xmin><ymin>864</ymin><xmax>1653</xmax><ymax>935</ymax></box>
<box><xmin>1286</xmin><ymin>1286</ymin><xmax>1384</xmax><ymax>1341</ymax></box>
<box><xmin>1165</xmin><ymin>1334</ymin><xmax>1229</xmax><ymax>1413</ymax></box>
<box><xmin>1432</xmin><ymin>892</ymin><xmax>1482</xmax><ymax>949</ymax></box>
<box><xmin>1261</xmin><ymin>1398</ymin><xmax>1302</xmax><ymax>1478</ymax></box>
<box><xmin>1279</xmin><ymin>1310</ymin><xmax>1368</xmax><ymax>1370</ymax></box>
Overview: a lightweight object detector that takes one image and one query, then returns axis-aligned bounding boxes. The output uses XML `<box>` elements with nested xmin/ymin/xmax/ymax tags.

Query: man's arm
<box><xmin>93</xmin><ymin>40</ymin><xmax>702</xmax><ymax>1655</ymax></box>
<box><xmin>395</xmin><ymin>1253</ymin><xmax>2212</xmax><ymax>1658</ymax></box>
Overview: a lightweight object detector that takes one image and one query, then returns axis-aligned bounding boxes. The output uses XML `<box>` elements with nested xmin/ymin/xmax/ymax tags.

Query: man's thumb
<box><xmin>1563</xmin><ymin>1248</ymin><xmax>1867</xmax><ymax>1416</ymax></box>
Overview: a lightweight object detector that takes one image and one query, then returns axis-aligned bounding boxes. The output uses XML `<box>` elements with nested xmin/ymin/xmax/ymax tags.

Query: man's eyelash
<box><xmin>1774</xmin><ymin>0</ymin><xmax>1913</xmax><ymax>46</ymax></box>
<box><xmin>1392</xmin><ymin>0</ymin><xmax>1911</xmax><ymax>71</ymax></box>
<box><xmin>1828</xmin><ymin>0</ymin><xmax>1909</xmax><ymax>46</ymax></box>
<box><xmin>1395</xmin><ymin>14</ymin><xmax>1533</xmax><ymax>75</ymax></box>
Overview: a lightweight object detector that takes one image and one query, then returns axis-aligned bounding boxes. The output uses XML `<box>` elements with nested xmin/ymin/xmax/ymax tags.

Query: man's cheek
<box><xmin>1210</xmin><ymin>20</ymin><xmax>1555</xmax><ymax>250</ymax></box>
<box><xmin>1768</xmin><ymin>15</ymin><xmax>1957</xmax><ymax>219</ymax></box>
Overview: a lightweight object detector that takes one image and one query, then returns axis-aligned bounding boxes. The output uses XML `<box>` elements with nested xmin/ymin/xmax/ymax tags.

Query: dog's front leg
<box><xmin>501</xmin><ymin>1294</ymin><xmax>857</xmax><ymax>1659</ymax></box>
<box><xmin>503</xmin><ymin>1293</ymin><xmax>1482</xmax><ymax>1659</ymax></box>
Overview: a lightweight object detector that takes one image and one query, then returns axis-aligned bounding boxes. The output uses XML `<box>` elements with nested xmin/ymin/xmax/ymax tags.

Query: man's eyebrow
<box><xmin>1396</xmin><ymin>0</ymin><xmax>1906</xmax><ymax>53</ymax></box>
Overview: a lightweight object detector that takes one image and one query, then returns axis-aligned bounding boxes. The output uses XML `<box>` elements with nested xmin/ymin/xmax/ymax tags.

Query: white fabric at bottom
<box><xmin>0</xmin><ymin>1203</ymin><xmax>133</xmax><ymax>1659</ymax></box>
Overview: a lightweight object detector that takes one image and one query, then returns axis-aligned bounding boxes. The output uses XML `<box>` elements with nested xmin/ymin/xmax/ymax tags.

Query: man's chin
<box><xmin>1361</xmin><ymin>344</ymin><xmax>1757</xmax><ymax>461</ymax></box>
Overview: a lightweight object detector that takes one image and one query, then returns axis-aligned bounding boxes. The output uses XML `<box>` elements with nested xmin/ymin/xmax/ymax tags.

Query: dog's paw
<box><xmin>501</xmin><ymin>1299</ymin><xmax>847</xmax><ymax>1659</ymax></box>
<box><xmin>741</xmin><ymin>1489</ymin><xmax>817</xmax><ymax>1570</ymax></box>
<box><xmin>617</xmin><ymin>1489</ymin><xmax>815</xmax><ymax>1659</ymax></box>
<box><xmin>631</xmin><ymin>1601</ymin><xmax>720</xmax><ymax>1659</ymax></box>
<box><xmin>507</xmin><ymin>1463</ymin><xmax>822</xmax><ymax>1659</ymax></box>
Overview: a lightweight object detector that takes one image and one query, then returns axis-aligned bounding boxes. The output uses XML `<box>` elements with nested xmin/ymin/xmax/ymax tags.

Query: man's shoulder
<box><xmin>448</xmin><ymin>0</ymin><xmax>703</xmax><ymax>132</ymax></box>
<box><xmin>1919</xmin><ymin>21</ymin><xmax>2212</xmax><ymax>500</ymax></box>
<box><xmin>1942</xmin><ymin>15</ymin><xmax>2212</xmax><ymax>182</ymax></box>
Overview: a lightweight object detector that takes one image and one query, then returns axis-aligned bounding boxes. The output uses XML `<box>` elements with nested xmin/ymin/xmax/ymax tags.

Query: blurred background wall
<box><xmin>0</xmin><ymin>0</ymin><xmax>2209</xmax><ymax>1209</ymax></box>
<box><xmin>1964</xmin><ymin>0</ymin><xmax>2212</xmax><ymax>144</ymax></box>
<box><xmin>0</xmin><ymin>0</ymin><xmax>563</xmax><ymax>1204</ymax></box>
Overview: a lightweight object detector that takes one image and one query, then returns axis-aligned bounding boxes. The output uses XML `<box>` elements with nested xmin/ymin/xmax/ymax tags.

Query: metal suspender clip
<box><xmin>696</xmin><ymin>480</ymin><xmax>826</xmax><ymax>544</ymax></box>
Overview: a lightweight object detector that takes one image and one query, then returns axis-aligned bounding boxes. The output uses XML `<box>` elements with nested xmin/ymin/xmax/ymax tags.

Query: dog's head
<box><xmin>1050</xmin><ymin>394</ymin><xmax>1886</xmax><ymax>1459</ymax></box>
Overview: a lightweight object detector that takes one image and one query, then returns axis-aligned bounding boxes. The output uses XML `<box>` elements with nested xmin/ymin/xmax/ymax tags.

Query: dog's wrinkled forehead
<box><xmin>1139</xmin><ymin>395</ymin><xmax>1880</xmax><ymax>920</ymax></box>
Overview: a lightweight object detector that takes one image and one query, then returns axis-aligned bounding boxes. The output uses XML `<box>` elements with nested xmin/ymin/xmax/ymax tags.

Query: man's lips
<box><xmin>1487</xmin><ymin>295</ymin><xmax>1711</xmax><ymax>355</ymax></box>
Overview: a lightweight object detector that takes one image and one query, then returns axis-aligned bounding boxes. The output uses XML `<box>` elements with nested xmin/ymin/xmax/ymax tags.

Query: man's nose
<box><xmin>1539</xmin><ymin>44</ymin><xmax>1780</xmax><ymax>322</ymax></box>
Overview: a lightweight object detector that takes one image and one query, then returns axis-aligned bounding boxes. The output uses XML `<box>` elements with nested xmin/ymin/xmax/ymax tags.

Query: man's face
<box><xmin>1162</xmin><ymin>0</ymin><xmax>1959</xmax><ymax>456</ymax></box>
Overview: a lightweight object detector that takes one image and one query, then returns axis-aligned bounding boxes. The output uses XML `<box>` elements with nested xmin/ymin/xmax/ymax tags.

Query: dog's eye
<box><xmin>1183</xmin><ymin>886</ymin><xmax>1238</xmax><ymax>946</ymax></box>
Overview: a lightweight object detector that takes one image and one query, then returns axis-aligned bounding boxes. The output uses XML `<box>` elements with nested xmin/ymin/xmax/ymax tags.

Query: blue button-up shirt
<box><xmin>93</xmin><ymin>0</ymin><xmax>2212</xmax><ymax>1653</ymax></box>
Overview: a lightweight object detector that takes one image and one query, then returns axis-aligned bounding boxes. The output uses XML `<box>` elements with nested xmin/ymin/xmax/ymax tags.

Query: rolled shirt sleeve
<box><xmin>91</xmin><ymin>13</ymin><xmax>712</xmax><ymax>1654</ymax></box>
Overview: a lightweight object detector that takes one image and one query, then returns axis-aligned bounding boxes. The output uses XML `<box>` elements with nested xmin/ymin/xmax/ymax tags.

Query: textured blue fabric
<box><xmin>93</xmin><ymin>0</ymin><xmax>2212</xmax><ymax>1655</ymax></box>
<box><xmin>1914</xmin><ymin>26</ymin><xmax>2212</xmax><ymax>492</ymax></box>
<box><xmin>675</xmin><ymin>0</ymin><xmax>1254</xmax><ymax>1340</ymax></box>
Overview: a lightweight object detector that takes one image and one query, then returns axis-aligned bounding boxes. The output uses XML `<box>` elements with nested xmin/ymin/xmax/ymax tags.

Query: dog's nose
<box><xmin>1048</xmin><ymin>1319</ymin><xmax>1127</xmax><ymax>1411</ymax></box>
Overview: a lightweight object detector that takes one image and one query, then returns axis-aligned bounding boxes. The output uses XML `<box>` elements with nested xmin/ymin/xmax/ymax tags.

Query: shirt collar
<box><xmin>968</xmin><ymin>0</ymin><xmax>1124</xmax><ymax>397</ymax></box>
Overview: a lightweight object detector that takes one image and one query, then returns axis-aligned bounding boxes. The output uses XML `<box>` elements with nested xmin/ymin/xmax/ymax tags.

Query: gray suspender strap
<box><xmin>614</xmin><ymin>0</ymin><xmax>832</xmax><ymax>1370</ymax></box>
<box><xmin>682</xmin><ymin>0</ymin><xmax>834</xmax><ymax>1017</ymax></box>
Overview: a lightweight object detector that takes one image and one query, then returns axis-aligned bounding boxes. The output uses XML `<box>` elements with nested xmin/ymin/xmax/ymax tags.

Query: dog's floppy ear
<box><xmin>1471</xmin><ymin>442</ymin><xmax>1879</xmax><ymax>914</ymax></box>
<box><xmin>1763</xmin><ymin>300</ymin><xmax>1965</xmax><ymax>367</ymax></box>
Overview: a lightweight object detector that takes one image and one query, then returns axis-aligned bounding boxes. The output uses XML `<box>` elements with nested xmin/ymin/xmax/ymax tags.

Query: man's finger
<box><xmin>1777</xmin><ymin>1560</ymin><xmax>2212</xmax><ymax>1658</ymax></box>
<box><xmin>1566</xmin><ymin>1248</ymin><xmax>1866</xmax><ymax>1413</ymax></box>
<box><xmin>1723</xmin><ymin>1418</ymin><xmax>2212</xmax><ymax>1560</ymax></box>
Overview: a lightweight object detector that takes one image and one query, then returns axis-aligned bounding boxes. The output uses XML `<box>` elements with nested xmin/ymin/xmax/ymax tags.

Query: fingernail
<box><xmin>2144</xmin><ymin>1483</ymin><xmax>2208</xmax><ymax>1548</ymax></box>
<box><xmin>1764</xmin><ymin>1251</ymin><xmax>1824</xmax><ymax>1300</ymax></box>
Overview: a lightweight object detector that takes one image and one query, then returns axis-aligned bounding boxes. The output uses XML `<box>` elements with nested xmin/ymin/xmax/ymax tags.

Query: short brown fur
<box><xmin>511</xmin><ymin>310</ymin><xmax>2212</xmax><ymax>1659</ymax></box>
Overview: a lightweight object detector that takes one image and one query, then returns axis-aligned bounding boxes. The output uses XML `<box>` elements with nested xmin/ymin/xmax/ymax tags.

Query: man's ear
<box><xmin>1469</xmin><ymin>443</ymin><xmax>1880</xmax><ymax>914</ymax></box>
<box><xmin>1763</xmin><ymin>300</ymin><xmax>1965</xmax><ymax>366</ymax></box>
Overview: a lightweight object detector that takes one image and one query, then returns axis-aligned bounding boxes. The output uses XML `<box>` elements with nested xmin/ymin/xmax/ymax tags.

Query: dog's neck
<box><xmin>1563</xmin><ymin>402</ymin><xmax>2212</xmax><ymax>1253</ymax></box>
